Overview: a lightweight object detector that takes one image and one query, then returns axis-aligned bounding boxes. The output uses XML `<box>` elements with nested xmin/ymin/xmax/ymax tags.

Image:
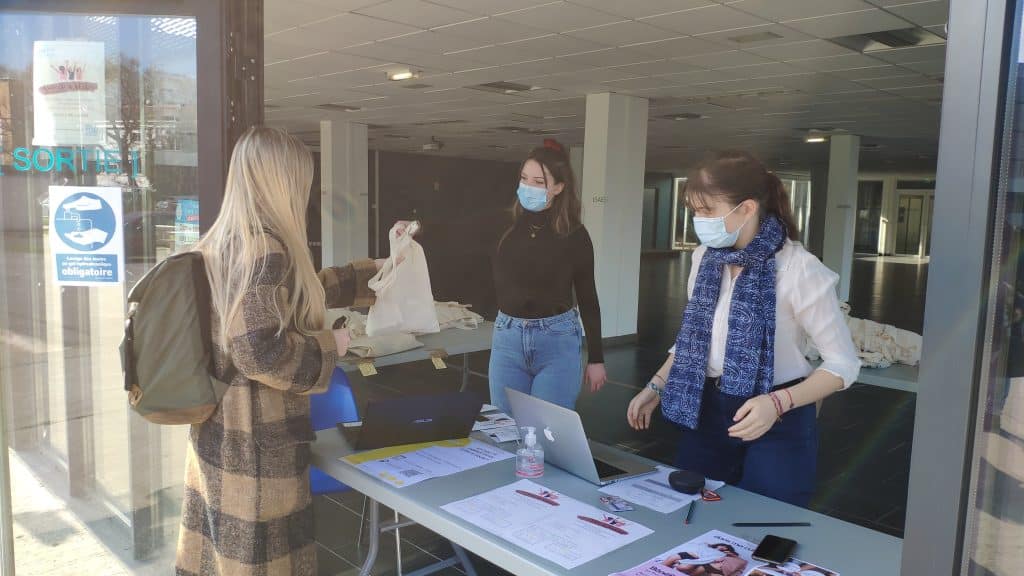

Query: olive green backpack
<box><xmin>121</xmin><ymin>252</ymin><xmax>228</xmax><ymax>424</ymax></box>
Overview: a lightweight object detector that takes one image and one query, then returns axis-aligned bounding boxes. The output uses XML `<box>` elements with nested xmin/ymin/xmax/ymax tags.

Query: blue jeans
<box><xmin>488</xmin><ymin>309</ymin><xmax>583</xmax><ymax>413</ymax></box>
<box><xmin>675</xmin><ymin>379</ymin><xmax>819</xmax><ymax>507</ymax></box>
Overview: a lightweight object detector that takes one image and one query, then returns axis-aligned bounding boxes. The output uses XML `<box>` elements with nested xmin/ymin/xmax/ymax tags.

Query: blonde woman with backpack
<box><xmin>176</xmin><ymin>127</ymin><xmax>405</xmax><ymax>575</ymax></box>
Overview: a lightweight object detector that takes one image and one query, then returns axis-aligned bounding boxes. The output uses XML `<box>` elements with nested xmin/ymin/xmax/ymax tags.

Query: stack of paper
<box><xmin>473</xmin><ymin>406</ymin><xmax>520</xmax><ymax>443</ymax></box>
<box><xmin>610</xmin><ymin>529</ymin><xmax>839</xmax><ymax>576</ymax></box>
<box><xmin>343</xmin><ymin>439</ymin><xmax>514</xmax><ymax>488</ymax></box>
<box><xmin>443</xmin><ymin>480</ymin><xmax>654</xmax><ymax>570</ymax></box>
<box><xmin>599</xmin><ymin>466</ymin><xmax>725</xmax><ymax>514</ymax></box>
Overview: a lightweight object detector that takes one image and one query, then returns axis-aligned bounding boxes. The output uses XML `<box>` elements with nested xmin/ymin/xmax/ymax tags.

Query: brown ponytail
<box><xmin>684</xmin><ymin>150</ymin><xmax>799</xmax><ymax>241</ymax></box>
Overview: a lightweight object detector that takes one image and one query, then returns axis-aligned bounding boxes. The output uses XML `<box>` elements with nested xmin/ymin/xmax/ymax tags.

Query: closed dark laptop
<box><xmin>338</xmin><ymin>391</ymin><xmax>482</xmax><ymax>451</ymax></box>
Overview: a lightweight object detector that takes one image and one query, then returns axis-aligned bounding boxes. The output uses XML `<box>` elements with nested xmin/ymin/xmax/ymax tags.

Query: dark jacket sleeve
<box><xmin>572</xmin><ymin>227</ymin><xmax>604</xmax><ymax>363</ymax></box>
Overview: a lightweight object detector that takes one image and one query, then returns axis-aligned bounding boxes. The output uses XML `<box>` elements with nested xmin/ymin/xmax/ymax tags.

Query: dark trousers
<box><xmin>675</xmin><ymin>379</ymin><xmax>818</xmax><ymax>507</ymax></box>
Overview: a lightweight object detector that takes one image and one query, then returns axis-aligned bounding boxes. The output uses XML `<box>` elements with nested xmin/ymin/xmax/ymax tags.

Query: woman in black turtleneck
<box><xmin>488</xmin><ymin>140</ymin><xmax>606</xmax><ymax>413</ymax></box>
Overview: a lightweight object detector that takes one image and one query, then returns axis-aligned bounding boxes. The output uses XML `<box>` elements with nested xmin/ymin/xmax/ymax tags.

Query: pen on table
<box><xmin>732</xmin><ymin>522</ymin><xmax>811</xmax><ymax>527</ymax></box>
<box><xmin>684</xmin><ymin>501</ymin><xmax>696</xmax><ymax>525</ymax></box>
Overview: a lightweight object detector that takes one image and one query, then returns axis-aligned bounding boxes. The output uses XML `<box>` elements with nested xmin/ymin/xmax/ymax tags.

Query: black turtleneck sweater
<box><xmin>492</xmin><ymin>210</ymin><xmax>603</xmax><ymax>363</ymax></box>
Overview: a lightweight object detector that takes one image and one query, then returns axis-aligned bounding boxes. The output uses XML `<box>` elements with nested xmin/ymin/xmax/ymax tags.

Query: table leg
<box><xmin>359</xmin><ymin>499</ymin><xmax>380</xmax><ymax>576</ymax></box>
<box><xmin>452</xmin><ymin>544</ymin><xmax>478</xmax><ymax>576</ymax></box>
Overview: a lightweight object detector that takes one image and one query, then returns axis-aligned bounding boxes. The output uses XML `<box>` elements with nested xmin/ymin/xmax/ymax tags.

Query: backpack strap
<box><xmin>123</xmin><ymin>303</ymin><xmax>138</xmax><ymax>392</ymax></box>
<box><xmin>190</xmin><ymin>253</ymin><xmax>216</xmax><ymax>374</ymax></box>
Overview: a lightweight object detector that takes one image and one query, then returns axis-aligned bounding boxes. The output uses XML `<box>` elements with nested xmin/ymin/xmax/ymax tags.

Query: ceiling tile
<box><xmin>643</xmin><ymin>5</ymin><xmax>770</xmax><ymax>35</ymax></box>
<box><xmin>925</xmin><ymin>24</ymin><xmax>947</xmax><ymax>38</ymax></box>
<box><xmin>871</xmin><ymin>44</ymin><xmax>947</xmax><ymax>64</ymax></box>
<box><xmin>385</xmin><ymin>30</ymin><xmax>489</xmax><ymax>53</ymax></box>
<box><xmin>790</xmin><ymin>53</ymin><xmax>889</xmax><ymax>72</ymax></box>
<box><xmin>426</xmin><ymin>0</ymin><xmax>555</xmax><ymax>16</ymax></box>
<box><xmin>434</xmin><ymin>17</ymin><xmax>549</xmax><ymax>43</ymax></box>
<box><xmin>565</xmin><ymin>0</ymin><xmax>714</xmax><ymax>19</ymax></box>
<box><xmin>564</xmin><ymin>20</ymin><xmax>679</xmax><ymax>47</ymax></box>
<box><xmin>899</xmin><ymin>59</ymin><xmax>945</xmax><ymax>75</ymax></box>
<box><xmin>264</xmin><ymin>0</ymin><xmax>344</xmax><ymax>34</ymax></box>
<box><xmin>355</xmin><ymin>0</ymin><xmax>479</xmax><ymax>28</ymax></box>
<box><xmin>602</xmin><ymin>76</ymin><xmax>679</xmax><ymax>91</ymax></box>
<box><xmin>854</xmin><ymin>74</ymin><xmax>940</xmax><ymax>89</ymax></box>
<box><xmin>626</xmin><ymin>35</ymin><xmax>731</xmax><ymax>58</ymax></box>
<box><xmin>556</xmin><ymin>47</ymin><xmax>662</xmax><ymax>67</ymax></box>
<box><xmin>696</xmin><ymin>23</ymin><xmax>815</xmax><ymax>48</ymax></box>
<box><xmin>299</xmin><ymin>0</ymin><xmax>390</xmax><ymax>10</ymax></box>
<box><xmin>725</xmin><ymin>62</ymin><xmax>810</xmax><ymax>78</ymax></box>
<box><xmin>450</xmin><ymin>35</ymin><xmax>606</xmax><ymax>65</ymax></box>
<box><xmin>654</xmin><ymin>69</ymin><xmax>748</xmax><ymax>85</ymax></box>
<box><xmin>265</xmin><ymin>38</ymin><xmax>324</xmax><ymax>63</ymax></box>
<box><xmin>612</xmin><ymin>59</ymin><xmax>703</xmax><ymax>76</ymax></box>
<box><xmin>343</xmin><ymin>41</ymin><xmax>491</xmax><ymax>71</ymax></box>
<box><xmin>885</xmin><ymin>84</ymin><xmax>943</xmax><ymax>100</ymax></box>
<box><xmin>830</xmin><ymin>64</ymin><xmax>916</xmax><ymax>79</ymax></box>
<box><xmin>497</xmin><ymin>1</ymin><xmax>624</xmax><ymax>33</ymax></box>
<box><xmin>281</xmin><ymin>52</ymin><xmax>391</xmax><ymax>80</ymax></box>
<box><xmin>745</xmin><ymin>39</ymin><xmax>854</xmax><ymax>60</ymax></box>
<box><xmin>501</xmin><ymin>58</ymin><xmax>582</xmax><ymax>78</ymax></box>
<box><xmin>674</xmin><ymin>50</ymin><xmax>774</xmax><ymax>69</ymax></box>
<box><xmin>887</xmin><ymin>1</ymin><xmax>949</xmax><ymax>27</ymax></box>
<box><xmin>726</xmin><ymin>0</ymin><xmax>875</xmax><ymax>22</ymax></box>
<box><xmin>268</xmin><ymin>13</ymin><xmax>422</xmax><ymax>51</ymax></box>
<box><xmin>784</xmin><ymin>9</ymin><xmax>908</xmax><ymax>38</ymax></box>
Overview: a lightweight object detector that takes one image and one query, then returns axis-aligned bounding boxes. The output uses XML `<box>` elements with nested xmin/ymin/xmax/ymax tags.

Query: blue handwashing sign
<box><xmin>48</xmin><ymin>186</ymin><xmax>124</xmax><ymax>286</ymax></box>
<box><xmin>53</xmin><ymin>192</ymin><xmax>116</xmax><ymax>252</ymax></box>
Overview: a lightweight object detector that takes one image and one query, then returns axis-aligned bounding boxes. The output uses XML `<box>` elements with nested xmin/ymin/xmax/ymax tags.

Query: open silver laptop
<box><xmin>506</xmin><ymin>389</ymin><xmax>655</xmax><ymax>486</ymax></box>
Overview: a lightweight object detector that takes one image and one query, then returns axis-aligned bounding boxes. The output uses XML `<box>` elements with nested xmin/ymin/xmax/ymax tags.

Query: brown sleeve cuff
<box><xmin>319</xmin><ymin>259</ymin><xmax>379</xmax><ymax>309</ymax></box>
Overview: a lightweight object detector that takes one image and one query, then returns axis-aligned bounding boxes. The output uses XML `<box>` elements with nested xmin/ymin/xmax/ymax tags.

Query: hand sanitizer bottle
<box><xmin>516</xmin><ymin>426</ymin><xmax>544</xmax><ymax>478</ymax></box>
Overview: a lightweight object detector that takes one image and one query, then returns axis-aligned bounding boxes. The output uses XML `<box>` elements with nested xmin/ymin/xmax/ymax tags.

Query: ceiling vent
<box><xmin>467</xmin><ymin>81</ymin><xmax>537</xmax><ymax>95</ymax></box>
<box><xmin>401</xmin><ymin>83</ymin><xmax>433</xmax><ymax>90</ymax></box>
<box><xmin>830</xmin><ymin>28</ymin><xmax>945</xmax><ymax>53</ymax></box>
<box><xmin>728</xmin><ymin>31</ymin><xmax>783</xmax><ymax>44</ymax></box>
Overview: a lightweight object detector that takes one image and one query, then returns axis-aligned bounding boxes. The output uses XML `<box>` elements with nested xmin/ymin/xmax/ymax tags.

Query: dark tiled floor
<box><xmin>315</xmin><ymin>253</ymin><xmax>924</xmax><ymax>575</ymax></box>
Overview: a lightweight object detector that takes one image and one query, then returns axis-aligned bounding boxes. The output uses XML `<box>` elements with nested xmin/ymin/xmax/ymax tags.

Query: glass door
<box><xmin>0</xmin><ymin>4</ymin><xmax>217</xmax><ymax>573</ymax></box>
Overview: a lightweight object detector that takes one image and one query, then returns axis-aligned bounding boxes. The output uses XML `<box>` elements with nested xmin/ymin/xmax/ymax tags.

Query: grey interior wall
<box><xmin>645</xmin><ymin>172</ymin><xmax>675</xmax><ymax>251</ymax></box>
<box><xmin>374</xmin><ymin>151</ymin><xmax>521</xmax><ymax>319</ymax></box>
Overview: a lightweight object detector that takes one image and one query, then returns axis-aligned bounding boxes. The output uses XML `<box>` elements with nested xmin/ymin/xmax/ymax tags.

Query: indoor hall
<box><xmin>3</xmin><ymin>1</ymin><xmax>1018</xmax><ymax>575</ymax></box>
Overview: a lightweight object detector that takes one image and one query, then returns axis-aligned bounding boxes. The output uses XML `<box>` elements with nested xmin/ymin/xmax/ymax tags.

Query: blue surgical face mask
<box><xmin>517</xmin><ymin>182</ymin><xmax>550</xmax><ymax>212</ymax></box>
<box><xmin>692</xmin><ymin>203</ymin><xmax>749</xmax><ymax>248</ymax></box>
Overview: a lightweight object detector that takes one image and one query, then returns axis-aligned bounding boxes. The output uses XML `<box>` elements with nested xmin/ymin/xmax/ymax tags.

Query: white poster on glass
<box><xmin>32</xmin><ymin>41</ymin><xmax>106</xmax><ymax>146</ymax></box>
<box><xmin>48</xmin><ymin>186</ymin><xmax>124</xmax><ymax>286</ymax></box>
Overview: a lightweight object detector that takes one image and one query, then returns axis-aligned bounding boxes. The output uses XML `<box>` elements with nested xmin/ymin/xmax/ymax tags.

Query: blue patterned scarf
<box><xmin>662</xmin><ymin>215</ymin><xmax>787</xmax><ymax>429</ymax></box>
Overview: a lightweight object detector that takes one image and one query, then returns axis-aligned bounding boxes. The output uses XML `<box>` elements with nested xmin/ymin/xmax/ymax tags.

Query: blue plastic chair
<box><xmin>310</xmin><ymin>367</ymin><xmax>359</xmax><ymax>495</ymax></box>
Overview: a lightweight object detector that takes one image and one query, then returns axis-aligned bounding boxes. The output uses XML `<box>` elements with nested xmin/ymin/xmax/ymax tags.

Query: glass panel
<box><xmin>672</xmin><ymin>177</ymin><xmax>697</xmax><ymax>248</ymax></box>
<box><xmin>855</xmin><ymin>181</ymin><xmax>884</xmax><ymax>254</ymax></box>
<box><xmin>0</xmin><ymin>10</ymin><xmax>198</xmax><ymax>573</ymax></box>
<box><xmin>787</xmin><ymin>178</ymin><xmax>812</xmax><ymax>246</ymax></box>
<box><xmin>964</xmin><ymin>1</ymin><xmax>1024</xmax><ymax>572</ymax></box>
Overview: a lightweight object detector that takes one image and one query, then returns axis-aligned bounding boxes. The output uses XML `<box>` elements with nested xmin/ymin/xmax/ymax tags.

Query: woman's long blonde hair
<box><xmin>194</xmin><ymin>127</ymin><xmax>325</xmax><ymax>348</ymax></box>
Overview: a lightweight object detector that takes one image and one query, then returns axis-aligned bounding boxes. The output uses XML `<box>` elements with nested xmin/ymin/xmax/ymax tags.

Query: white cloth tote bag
<box><xmin>365</xmin><ymin>227</ymin><xmax>440</xmax><ymax>336</ymax></box>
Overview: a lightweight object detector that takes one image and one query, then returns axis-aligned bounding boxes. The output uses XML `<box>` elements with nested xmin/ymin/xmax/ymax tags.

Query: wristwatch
<box><xmin>646</xmin><ymin>380</ymin><xmax>663</xmax><ymax>397</ymax></box>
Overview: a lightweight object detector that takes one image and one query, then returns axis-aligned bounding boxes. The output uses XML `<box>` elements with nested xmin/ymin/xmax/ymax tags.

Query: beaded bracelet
<box><xmin>783</xmin><ymin>388</ymin><xmax>795</xmax><ymax>411</ymax></box>
<box><xmin>769</xmin><ymin>392</ymin><xmax>784</xmax><ymax>419</ymax></box>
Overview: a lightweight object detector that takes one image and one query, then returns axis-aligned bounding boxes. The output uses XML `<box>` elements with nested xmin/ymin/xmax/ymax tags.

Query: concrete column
<box><xmin>569</xmin><ymin>146</ymin><xmax>585</xmax><ymax>217</ymax></box>
<box><xmin>580</xmin><ymin>93</ymin><xmax>649</xmax><ymax>339</ymax></box>
<box><xmin>880</xmin><ymin>176</ymin><xmax>899</xmax><ymax>256</ymax></box>
<box><xmin>320</xmin><ymin>120</ymin><xmax>368</xmax><ymax>266</ymax></box>
<box><xmin>822</xmin><ymin>134</ymin><xmax>860</xmax><ymax>302</ymax></box>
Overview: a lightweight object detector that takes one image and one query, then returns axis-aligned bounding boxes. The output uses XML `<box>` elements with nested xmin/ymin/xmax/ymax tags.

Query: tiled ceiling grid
<box><xmin>264</xmin><ymin>0</ymin><xmax>948</xmax><ymax>171</ymax></box>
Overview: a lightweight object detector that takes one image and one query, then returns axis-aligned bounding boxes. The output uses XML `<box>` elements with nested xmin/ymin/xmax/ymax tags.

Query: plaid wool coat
<box><xmin>176</xmin><ymin>234</ymin><xmax>377</xmax><ymax>576</ymax></box>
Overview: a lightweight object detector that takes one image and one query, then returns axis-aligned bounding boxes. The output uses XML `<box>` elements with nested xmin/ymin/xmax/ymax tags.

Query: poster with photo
<box><xmin>610</xmin><ymin>530</ymin><xmax>839</xmax><ymax>576</ymax></box>
<box><xmin>32</xmin><ymin>40</ymin><xmax>106</xmax><ymax>146</ymax></box>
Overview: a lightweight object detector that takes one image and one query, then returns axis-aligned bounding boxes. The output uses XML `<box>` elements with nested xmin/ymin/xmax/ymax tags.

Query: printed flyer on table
<box><xmin>610</xmin><ymin>530</ymin><xmax>838</xmax><ymax>576</ymax></box>
<box><xmin>442</xmin><ymin>479</ymin><xmax>653</xmax><ymax>570</ymax></box>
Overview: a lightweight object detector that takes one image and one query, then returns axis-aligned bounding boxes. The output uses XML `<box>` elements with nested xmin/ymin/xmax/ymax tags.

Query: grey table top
<box><xmin>311</xmin><ymin>430</ymin><xmax>903</xmax><ymax>576</ymax></box>
<box><xmin>854</xmin><ymin>363</ymin><xmax>918</xmax><ymax>393</ymax></box>
<box><xmin>338</xmin><ymin>322</ymin><xmax>495</xmax><ymax>372</ymax></box>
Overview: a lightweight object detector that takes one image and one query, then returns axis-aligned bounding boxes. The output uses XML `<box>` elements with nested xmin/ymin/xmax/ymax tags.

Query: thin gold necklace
<box><xmin>528</xmin><ymin>222</ymin><xmax>545</xmax><ymax>239</ymax></box>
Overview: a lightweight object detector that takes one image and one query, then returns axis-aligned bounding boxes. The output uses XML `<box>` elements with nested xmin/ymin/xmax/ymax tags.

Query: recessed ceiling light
<box><xmin>386</xmin><ymin>69</ymin><xmax>418</xmax><ymax>81</ymax></box>
<box><xmin>805</xmin><ymin>134</ymin><xmax>827</xmax><ymax>143</ymax></box>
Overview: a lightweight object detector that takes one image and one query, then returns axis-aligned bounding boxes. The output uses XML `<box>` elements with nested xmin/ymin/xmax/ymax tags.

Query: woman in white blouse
<box><xmin>627</xmin><ymin>151</ymin><xmax>860</xmax><ymax>507</ymax></box>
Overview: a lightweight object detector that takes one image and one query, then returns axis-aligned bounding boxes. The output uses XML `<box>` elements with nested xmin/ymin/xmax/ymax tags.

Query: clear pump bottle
<box><xmin>516</xmin><ymin>426</ymin><xmax>545</xmax><ymax>478</ymax></box>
